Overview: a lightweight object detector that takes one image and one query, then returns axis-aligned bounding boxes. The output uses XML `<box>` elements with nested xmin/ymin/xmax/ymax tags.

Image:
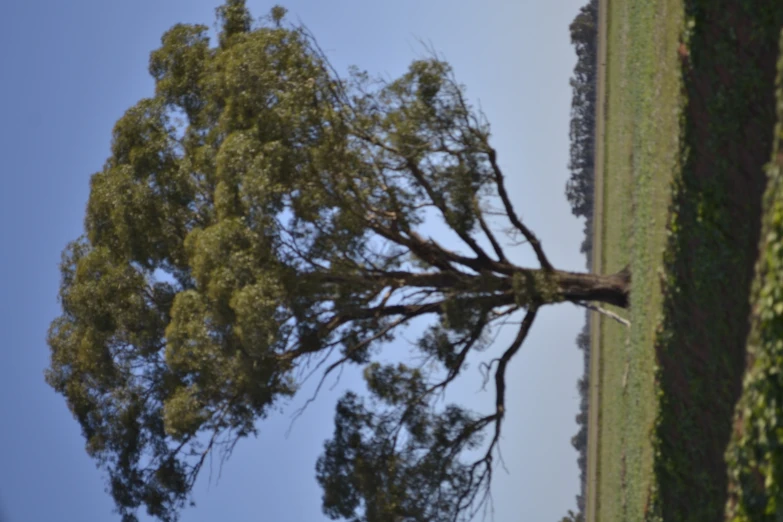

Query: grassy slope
<box><xmin>649</xmin><ymin>3</ymin><xmax>783</xmax><ymax>521</ymax></box>
<box><xmin>593</xmin><ymin>1</ymin><xmax>683</xmax><ymax>520</ymax></box>
<box><xmin>724</xmin><ymin>31</ymin><xmax>783</xmax><ymax>522</ymax></box>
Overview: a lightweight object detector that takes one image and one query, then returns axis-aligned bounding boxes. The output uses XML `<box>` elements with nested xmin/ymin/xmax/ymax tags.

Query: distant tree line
<box><xmin>571</xmin><ymin>316</ymin><xmax>590</xmax><ymax>518</ymax></box>
<box><xmin>562</xmin><ymin>0</ymin><xmax>598</xmax><ymax>520</ymax></box>
<box><xmin>566</xmin><ymin>0</ymin><xmax>598</xmax><ymax>265</ymax></box>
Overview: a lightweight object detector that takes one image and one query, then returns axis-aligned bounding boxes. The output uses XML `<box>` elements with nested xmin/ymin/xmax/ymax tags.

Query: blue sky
<box><xmin>0</xmin><ymin>1</ymin><xmax>590</xmax><ymax>520</ymax></box>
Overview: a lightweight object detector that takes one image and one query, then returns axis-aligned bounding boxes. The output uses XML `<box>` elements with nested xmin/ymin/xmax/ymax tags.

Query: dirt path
<box><xmin>585</xmin><ymin>0</ymin><xmax>608</xmax><ymax>520</ymax></box>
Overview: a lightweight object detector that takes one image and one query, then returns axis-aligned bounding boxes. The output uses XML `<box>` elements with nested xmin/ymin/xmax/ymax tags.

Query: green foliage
<box><xmin>46</xmin><ymin>2</ymin><xmax>626</xmax><ymax>521</ymax></box>
<box><xmin>725</xmin><ymin>29</ymin><xmax>783</xmax><ymax>522</ymax></box>
<box><xmin>511</xmin><ymin>270</ymin><xmax>562</xmax><ymax>306</ymax></box>
<box><xmin>316</xmin><ymin>385</ymin><xmax>483</xmax><ymax>522</ymax></box>
<box><xmin>559</xmin><ymin>510</ymin><xmax>585</xmax><ymax>522</ymax></box>
<box><xmin>215</xmin><ymin>0</ymin><xmax>252</xmax><ymax>48</ymax></box>
<box><xmin>647</xmin><ymin>3</ymin><xmax>783</xmax><ymax>522</ymax></box>
<box><xmin>564</xmin><ymin>0</ymin><xmax>598</xmax><ymax>261</ymax></box>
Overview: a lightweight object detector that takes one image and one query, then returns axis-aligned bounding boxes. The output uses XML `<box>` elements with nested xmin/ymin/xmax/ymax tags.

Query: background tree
<box><xmin>565</xmin><ymin>0</ymin><xmax>599</xmax><ymax>259</ymax></box>
<box><xmin>46</xmin><ymin>2</ymin><xmax>628</xmax><ymax>521</ymax></box>
<box><xmin>561</xmin><ymin>0</ymin><xmax>599</xmax><ymax>519</ymax></box>
<box><xmin>559</xmin><ymin>509</ymin><xmax>585</xmax><ymax>522</ymax></box>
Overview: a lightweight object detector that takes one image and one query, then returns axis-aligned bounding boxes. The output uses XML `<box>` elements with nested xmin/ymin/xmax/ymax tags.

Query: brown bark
<box><xmin>553</xmin><ymin>264</ymin><xmax>631</xmax><ymax>308</ymax></box>
<box><xmin>311</xmin><ymin>264</ymin><xmax>632</xmax><ymax>313</ymax></box>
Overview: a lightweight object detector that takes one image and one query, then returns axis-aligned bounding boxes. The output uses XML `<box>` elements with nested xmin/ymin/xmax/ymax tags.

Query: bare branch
<box><xmin>402</xmin><ymin>157</ymin><xmax>493</xmax><ymax>263</ymax></box>
<box><xmin>490</xmin><ymin>307</ymin><xmax>538</xmax><ymax>442</ymax></box>
<box><xmin>475</xmin><ymin>199</ymin><xmax>508</xmax><ymax>263</ymax></box>
<box><xmin>573</xmin><ymin>300</ymin><xmax>631</xmax><ymax>327</ymax></box>
<box><xmin>484</xmin><ymin>148</ymin><xmax>553</xmax><ymax>272</ymax></box>
<box><xmin>287</xmin><ymin>313</ymin><xmax>417</xmax><ymax>435</ymax></box>
<box><xmin>458</xmin><ymin>307</ymin><xmax>539</xmax><ymax>519</ymax></box>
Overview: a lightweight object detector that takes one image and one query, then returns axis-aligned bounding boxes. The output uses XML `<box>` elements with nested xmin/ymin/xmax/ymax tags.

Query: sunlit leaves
<box><xmin>162</xmin><ymin>387</ymin><xmax>206</xmax><ymax>441</ymax></box>
<box><xmin>216</xmin><ymin>0</ymin><xmax>252</xmax><ymax>48</ymax></box>
<box><xmin>149</xmin><ymin>24</ymin><xmax>211</xmax><ymax>120</ymax></box>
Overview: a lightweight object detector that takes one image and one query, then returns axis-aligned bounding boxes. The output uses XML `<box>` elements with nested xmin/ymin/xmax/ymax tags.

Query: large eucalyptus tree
<box><xmin>47</xmin><ymin>2</ymin><xmax>629</xmax><ymax>521</ymax></box>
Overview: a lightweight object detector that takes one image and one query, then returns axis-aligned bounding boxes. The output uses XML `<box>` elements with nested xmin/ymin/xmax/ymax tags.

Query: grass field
<box><xmin>591</xmin><ymin>0</ymin><xmax>684</xmax><ymax>520</ymax></box>
<box><xmin>649</xmin><ymin>3</ymin><xmax>783</xmax><ymax>521</ymax></box>
<box><xmin>590</xmin><ymin>1</ymin><xmax>783</xmax><ymax>522</ymax></box>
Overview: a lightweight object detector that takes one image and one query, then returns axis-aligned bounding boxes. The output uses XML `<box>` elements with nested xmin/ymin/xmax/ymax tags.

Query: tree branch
<box><xmin>279</xmin><ymin>291</ymin><xmax>517</xmax><ymax>361</ymax></box>
<box><xmin>485</xmin><ymin>148</ymin><xmax>554</xmax><ymax>271</ymax></box>
<box><xmin>475</xmin><ymin>199</ymin><xmax>508</xmax><ymax>263</ymax></box>
<box><xmin>573</xmin><ymin>300</ymin><xmax>631</xmax><ymax>327</ymax></box>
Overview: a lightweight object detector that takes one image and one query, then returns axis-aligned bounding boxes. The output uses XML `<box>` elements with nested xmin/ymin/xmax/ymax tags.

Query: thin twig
<box><xmin>573</xmin><ymin>301</ymin><xmax>631</xmax><ymax>327</ymax></box>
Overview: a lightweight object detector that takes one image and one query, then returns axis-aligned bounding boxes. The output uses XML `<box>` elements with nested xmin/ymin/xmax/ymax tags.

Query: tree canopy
<box><xmin>47</xmin><ymin>2</ymin><xmax>629</xmax><ymax>521</ymax></box>
<box><xmin>564</xmin><ymin>0</ymin><xmax>599</xmax><ymax>260</ymax></box>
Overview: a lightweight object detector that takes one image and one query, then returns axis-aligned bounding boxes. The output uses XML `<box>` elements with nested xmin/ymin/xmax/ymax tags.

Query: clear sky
<box><xmin>0</xmin><ymin>1</ymin><xmax>589</xmax><ymax>520</ymax></box>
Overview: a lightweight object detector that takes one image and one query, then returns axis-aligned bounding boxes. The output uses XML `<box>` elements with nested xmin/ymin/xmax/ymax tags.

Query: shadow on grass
<box><xmin>650</xmin><ymin>3</ymin><xmax>783</xmax><ymax>522</ymax></box>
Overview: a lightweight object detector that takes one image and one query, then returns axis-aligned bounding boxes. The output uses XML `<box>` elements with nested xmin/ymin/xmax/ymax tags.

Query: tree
<box><xmin>561</xmin><ymin>2</ymin><xmax>599</xmax><ymax>519</ymax></box>
<box><xmin>559</xmin><ymin>510</ymin><xmax>584</xmax><ymax>522</ymax></box>
<box><xmin>46</xmin><ymin>2</ymin><xmax>630</xmax><ymax>521</ymax></box>
<box><xmin>564</xmin><ymin>0</ymin><xmax>598</xmax><ymax>262</ymax></box>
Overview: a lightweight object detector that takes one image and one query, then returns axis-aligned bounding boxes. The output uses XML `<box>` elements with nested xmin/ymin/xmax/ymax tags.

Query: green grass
<box><xmin>595</xmin><ymin>2</ymin><xmax>783</xmax><ymax>522</ymax></box>
<box><xmin>594</xmin><ymin>1</ymin><xmax>684</xmax><ymax>520</ymax></box>
<box><xmin>648</xmin><ymin>3</ymin><xmax>783</xmax><ymax>521</ymax></box>
<box><xmin>724</xmin><ymin>31</ymin><xmax>783</xmax><ymax>522</ymax></box>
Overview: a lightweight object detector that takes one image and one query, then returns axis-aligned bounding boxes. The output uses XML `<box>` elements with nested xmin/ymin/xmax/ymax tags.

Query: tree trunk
<box><xmin>553</xmin><ymin>265</ymin><xmax>631</xmax><ymax>308</ymax></box>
